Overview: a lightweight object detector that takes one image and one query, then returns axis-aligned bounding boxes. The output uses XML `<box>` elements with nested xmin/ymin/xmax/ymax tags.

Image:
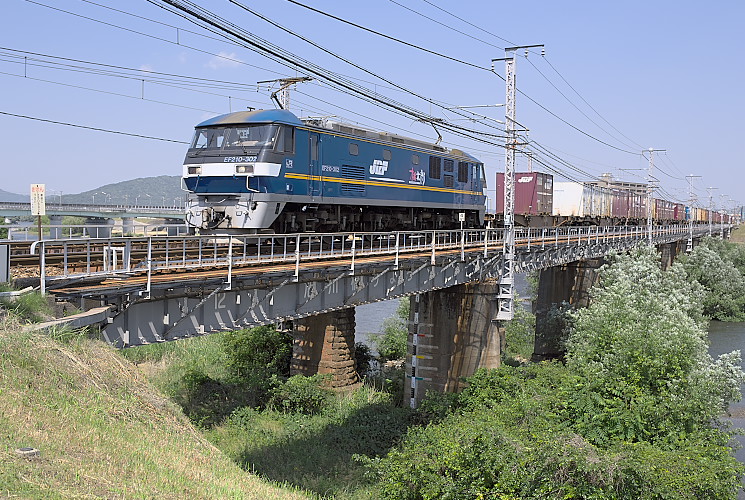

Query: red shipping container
<box><xmin>496</xmin><ymin>172</ymin><xmax>553</xmax><ymax>215</ymax></box>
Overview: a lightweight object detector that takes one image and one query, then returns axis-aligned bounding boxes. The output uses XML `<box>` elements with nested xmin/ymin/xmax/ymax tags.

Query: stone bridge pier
<box><xmin>84</xmin><ymin>217</ymin><xmax>114</xmax><ymax>238</ymax></box>
<box><xmin>290</xmin><ymin>308</ymin><xmax>359</xmax><ymax>388</ymax></box>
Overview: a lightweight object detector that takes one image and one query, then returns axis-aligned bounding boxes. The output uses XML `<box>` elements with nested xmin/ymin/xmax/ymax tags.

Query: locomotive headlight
<box><xmin>188</xmin><ymin>166</ymin><xmax>201</xmax><ymax>175</ymax></box>
<box><xmin>235</xmin><ymin>164</ymin><xmax>253</xmax><ymax>174</ymax></box>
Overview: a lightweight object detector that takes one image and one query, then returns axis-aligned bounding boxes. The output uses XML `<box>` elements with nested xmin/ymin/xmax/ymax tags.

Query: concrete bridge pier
<box><xmin>658</xmin><ymin>241</ymin><xmax>682</xmax><ymax>270</ymax></box>
<box><xmin>405</xmin><ymin>281</ymin><xmax>503</xmax><ymax>408</ymax></box>
<box><xmin>84</xmin><ymin>217</ymin><xmax>114</xmax><ymax>238</ymax></box>
<box><xmin>290</xmin><ymin>308</ymin><xmax>359</xmax><ymax>388</ymax></box>
<box><xmin>49</xmin><ymin>215</ymin><xmax>64</xmax><ymax>239</ymax></box>
<box><xmin>533</xmin><ymin>258</ymin><xmax>604</xmax><ymax>361</ymax></box>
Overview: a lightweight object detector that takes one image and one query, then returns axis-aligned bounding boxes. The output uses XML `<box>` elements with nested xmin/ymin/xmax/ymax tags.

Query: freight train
<box><xmin>181</xmin><ymin>109</ymin><xmax>487</xmax><ymax>234</ymax></box>
<box><xmin>495</xmin><ymin>172</ymin><xmax>729</xmax><ymax>227</ymax></box>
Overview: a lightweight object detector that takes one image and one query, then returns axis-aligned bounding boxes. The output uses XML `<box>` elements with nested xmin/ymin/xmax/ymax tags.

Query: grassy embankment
<box><xmin>729</xmin><ymin>225</ymin><xmax>745</xmax><ymax>244</ymax></box>
<box><xmin>0</xmin><ymin>310</ymin><xmax>307</xmax><ymax>499</ymax></box>
<box><xmin>119</xmin><ymin>333</ymin><xmax>413</xmax><ymax>499</ymax></box>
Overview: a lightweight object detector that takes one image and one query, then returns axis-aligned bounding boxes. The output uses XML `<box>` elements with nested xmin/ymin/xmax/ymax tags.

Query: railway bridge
<box><xmin>5</xmin><ymin>223</ymin><xmax>730</xmax><ymax>406</ymax></box>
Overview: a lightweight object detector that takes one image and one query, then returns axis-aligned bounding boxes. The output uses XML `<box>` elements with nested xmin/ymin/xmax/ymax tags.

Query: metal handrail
<box><xmin>27</xmin><ymin>224</ymin><xmax>731</xmax><ymax>294</ymax></box>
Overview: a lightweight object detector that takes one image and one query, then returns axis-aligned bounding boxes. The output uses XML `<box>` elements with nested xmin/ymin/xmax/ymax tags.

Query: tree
<box><xmin>365</xmin><ymin>246</ymin><xmax>745</xmax><ymax>499</ymax></box>
<box><xmin>565</xmin><ymin>245</ymin><xmax>743</xmax><ymax>444</ymax></box>
<box><xmin>374</xmin><ymin>299</ymin><xmax>409</xmax><ymax>362</ymax></box>
<box><xmin>681</xmin><ymin>238</ymin><xmax>745</xmax><ymax>321</ymax></box>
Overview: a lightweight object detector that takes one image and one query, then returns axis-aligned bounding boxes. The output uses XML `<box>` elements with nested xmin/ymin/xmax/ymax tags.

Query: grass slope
<box><xmin>729</xmin><ymin>225</ymin><xmax>745</xmax><ymax>244</ymax></box>
<box><xmin>0</xmin><ymin>319</ymin><xmax>306</xmax><ymax>499</ymax></box>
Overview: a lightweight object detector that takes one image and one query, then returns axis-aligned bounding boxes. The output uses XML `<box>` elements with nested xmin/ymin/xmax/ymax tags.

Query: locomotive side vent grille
<box><xmin>342</xmin><ymin>164</ymin><xmax>366</xmax><ymax>194</ymax></box>
<box><xmin>342</xmin><ymin>165</ymin><xmax>365</xmax><ymax>180</ymax></box>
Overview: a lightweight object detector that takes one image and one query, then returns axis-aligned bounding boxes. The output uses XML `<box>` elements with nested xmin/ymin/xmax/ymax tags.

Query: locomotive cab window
<box><xmin>458</xmin><ymin>161</ymin><xmax>469</xmax><ymax>183</ymax></box>
<box><xmin>275</xmin><ymin>125</ymin><xmax>295</xmax><ymax>154</ymax></box>
<box><xmin>429</xmin><ymin>156</ymin><xmax>441</xmax><ymax>179</ymax></box>
<box><xmin>191</xmin><ymin>128</ymin><xmax>227</xmax><ymax>150</ymax></box>
<box><xmin>224</xmin><ymin>124</ymin><xmax>277</xmax><ymax>149</ymax></box>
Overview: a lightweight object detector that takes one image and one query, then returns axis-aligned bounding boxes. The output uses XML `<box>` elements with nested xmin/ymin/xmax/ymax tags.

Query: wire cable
<box><xmin>0</xmin><ymin>110</ymin><xmax>188</xmax><ymax>143</ymax></box>
<box><xmin>282</xmin><ymin>0</ymin><xmax>490</xmax><ymax>71</ymax></box>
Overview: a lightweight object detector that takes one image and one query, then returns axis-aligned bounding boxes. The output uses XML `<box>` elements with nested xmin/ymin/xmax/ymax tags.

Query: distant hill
<box><xmin>1</xmin><ymin>175</ymin><xmax>185</xmax><ymax>207</ymax></box>
<box><xmin>62</xmin><ymin>175</ymin><xmax>185</xmax><ymax>206</ymax></box>
<box><xmin>0</xmin><ymin>189</ymin><xmax>29</xmax><ymax>202</ymax></box>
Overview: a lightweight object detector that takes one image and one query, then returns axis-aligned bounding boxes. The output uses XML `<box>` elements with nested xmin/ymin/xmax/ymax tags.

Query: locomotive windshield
<box><xmin>190</xmin><ymin>124</ymin><xmax>278</xmax><ymax>151</ymax></box>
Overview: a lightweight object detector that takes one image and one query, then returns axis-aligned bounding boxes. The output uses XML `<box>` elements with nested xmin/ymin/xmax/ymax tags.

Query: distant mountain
<box><xmin>0</xmin><ymin>189</ymin><xmax>29</xmax><ymax>203</ymax></box>
<box><xmin>62</xmin><ymin>175</ymin><xmax>185</xmax><ymax>206</ymax></box>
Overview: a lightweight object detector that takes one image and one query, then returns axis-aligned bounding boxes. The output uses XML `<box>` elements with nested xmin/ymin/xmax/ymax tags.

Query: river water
<box><xmin>708</xmin><ymin>320</ymin><xmax>745</xmax><ymax>486</ymax></box>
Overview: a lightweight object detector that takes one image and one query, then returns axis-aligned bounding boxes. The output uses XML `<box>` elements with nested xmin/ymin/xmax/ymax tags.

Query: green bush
<box><xmin>221</xmin><ymin>325</ymin><xmax>292</xmax><ymax>391</ymax></box>
<box><xmin>503</xmin><ymin>302</ymin><xmax>536</xmax><ymax>360</ymax></box>
<box><xmin>374</xmin><ymin>299</ymin><xmax>409</xmax><ymax>362</ymax></box>
<box><xmin>354</xmin><ymin>341</ymin><xmax>375</xmax><ymax>377</ymax></box>
<box><xmin>566</xmin><ymin>246</ymin><xmax>743</xmax><ymax>445</ymax></box>
<box><xmin>363</xmin><ymin>247</ymin><xmax>745</xmax><ymax>498</ymax></box>
<box><xmin>681</xmin><ymin>239</ymin><xmax>745</xmax><ymax>321</ymax></box>
<box><xmin>269</xmin><ymin>374</ymin><xmax>331</xmax><ymax>415</ymax></box>
<box><xmin>366</xmin><ymin>365</ymin><xmax>744</xmax><ymax>500</ymax></box>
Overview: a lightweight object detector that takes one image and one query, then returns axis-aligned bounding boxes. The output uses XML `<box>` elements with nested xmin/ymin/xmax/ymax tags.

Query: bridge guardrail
<box><xmin>24</xmin><ymin>223</ymin><xmax>727</xmax><ymax>295</ymax></box>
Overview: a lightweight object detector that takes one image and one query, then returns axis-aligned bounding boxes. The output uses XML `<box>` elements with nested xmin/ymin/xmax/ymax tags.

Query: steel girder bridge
<box><xmin>29</xmin><ymin>224</ymin><xmax>726</xmax><ymax>347</ymax></box>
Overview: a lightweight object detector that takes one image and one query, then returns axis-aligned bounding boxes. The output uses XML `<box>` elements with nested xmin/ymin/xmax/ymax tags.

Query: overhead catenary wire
<box><xmin>63</xmin><ymin>0</ymin><xmax>416</xmax><ymax>97</ymax></box>
<box><xmin>26</xmin><ymin>0</ymin><xmax>708</xmax><ymax>201</ymax></box>
<box><xmin>523</xmin><ymin>56</ymin><xmax>641</xmax><ymax>153</ymax></box>
<box><xmin>146</xmin><ymin>0</ymin><xmax>508</xmax><ymax>147</ymax></box>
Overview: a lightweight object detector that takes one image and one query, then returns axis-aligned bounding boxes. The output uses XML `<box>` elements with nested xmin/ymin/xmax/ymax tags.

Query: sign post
<box><xmin>30</xmin><ymin>184</ymin><xmax>46</xmax><ymax>287</ymax></box>
<box><xmin>31</xmin><ymin>183</ymin><xmax>46</xmax><ymax>236</ymax></box>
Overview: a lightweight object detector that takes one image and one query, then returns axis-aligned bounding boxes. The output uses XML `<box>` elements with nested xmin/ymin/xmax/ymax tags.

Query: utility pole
<box><xmin>492</xmin><ymin>44</ymin><xmax>543</xmax><ymax>321</ymax></box>
<box><xmin>257</xmin><ymin>76</ymin><xmax>312</xmax><ymax>110</ymax></box>
<box><xmin>706</xmin><ymin>187</ymin><xmax>718</xmax><ymax>236</ymax></box>
<box><xmin>719</xmin><ymin>194</ymin><xmax>728</xmax><ymax>238</ymax></box>
<box><xmin>645</xmin><ymin>148</ymin><xmax>665</xmax><ymax>245</ymax></box>
<box><xmin>685</xmin><ymin>175</ymin><xmax>701</xmax><ymax>252</ymax></box>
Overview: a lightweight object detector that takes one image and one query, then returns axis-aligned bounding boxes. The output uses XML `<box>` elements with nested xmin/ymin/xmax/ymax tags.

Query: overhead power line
<box><xmin>386</xmin><ymin>0</ymin><xmax>504</xmax><ymax>49</ymax></box>
<box><xmin>146</xmin><ymin>0</ymin><xmax>507</xmax><ymax>146</ymax></box>
<box><xmin>398</xmin><ymin>0</ymin><xmax>639</xmax><ymax>155</ymax></box>
<box><xmin>283</xmin><ymin>0</ymin><xmax>490</xmax><ymax>71</ymax></box>
<box><xmin>0</xmin><ymin>110</ymin><xmax>188</xmax><ymax>143</ymax></box>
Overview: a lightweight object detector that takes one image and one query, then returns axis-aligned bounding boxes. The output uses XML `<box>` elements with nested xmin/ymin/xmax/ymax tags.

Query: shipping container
<box><xmin>611</xmin><ymin>189</ymin><xmax>629</xmax><ymax>218</ymax></box>
<box><xmin>673</xmin><ymin>202</ymin><xmax>685</xmax><ymax>221</ymax></box>
<box><xmin>496</xmin><ymin>172</ymin><xmax>553</xmax><ymax>215</ymax></box>
<box><xmin>552</xmin><ymin>181</ymin><xmax>612</xmax><ymax>218</ymax></box>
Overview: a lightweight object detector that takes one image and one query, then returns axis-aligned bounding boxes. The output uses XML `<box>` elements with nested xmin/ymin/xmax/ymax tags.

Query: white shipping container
<box><xmin>553</xmin><ymin>182</ymin><xmax>614</xmax><ymax>218</ymax></box>
<box><xmin>553</xmin><ymin>182</ymin><xmax>586</xmax><ymax>217</ymax></box>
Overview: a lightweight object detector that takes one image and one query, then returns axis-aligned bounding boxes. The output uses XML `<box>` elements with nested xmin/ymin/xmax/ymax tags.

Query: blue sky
<box><xmin>3</xmin><ymin>0</ymin><xmax>743</xmax><ymax>212</ymax></box>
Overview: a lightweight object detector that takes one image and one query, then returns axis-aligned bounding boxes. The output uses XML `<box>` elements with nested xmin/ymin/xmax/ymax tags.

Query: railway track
<box><xmin>6</xmin><ymin>224</ymin><xmax>714</xmax><ymax>295</ymax></box>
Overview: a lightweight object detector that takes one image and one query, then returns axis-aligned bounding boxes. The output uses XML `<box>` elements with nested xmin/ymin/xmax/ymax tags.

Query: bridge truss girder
<box><xmin>100</xmin><ymin>230</ymin><xmax>680</xmax><ymax>347</ymax></box>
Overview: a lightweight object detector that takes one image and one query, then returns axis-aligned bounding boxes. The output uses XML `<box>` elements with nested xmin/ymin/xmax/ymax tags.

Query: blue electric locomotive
<box><xmin>182</xmin><ymin>109</ymin><xmax>487</xmax><ymax>233</ymax></box>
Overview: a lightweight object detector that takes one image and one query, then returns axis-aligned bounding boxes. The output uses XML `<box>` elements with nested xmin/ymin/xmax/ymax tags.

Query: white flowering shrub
<box><xmin>565</xmin><ymin>245</ymin><xmax>744</xmax><ymax>445</ymax></box>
